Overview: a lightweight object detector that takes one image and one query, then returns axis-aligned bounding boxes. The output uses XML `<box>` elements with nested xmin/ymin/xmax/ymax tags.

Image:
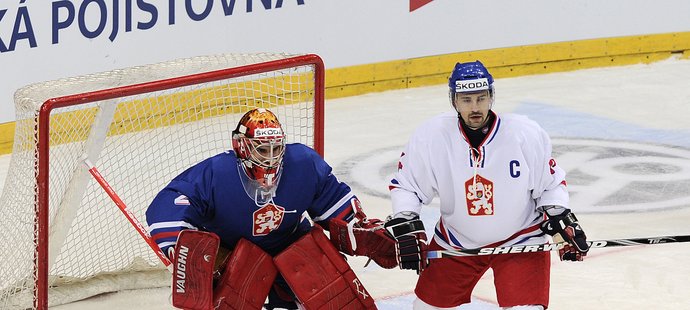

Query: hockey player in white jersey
<box><xmin>384</xmin><ymin>61</ymin><xmax>590</xmax><ymax>309</ymax></box>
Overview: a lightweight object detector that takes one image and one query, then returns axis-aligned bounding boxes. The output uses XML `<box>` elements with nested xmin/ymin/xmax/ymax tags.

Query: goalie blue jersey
<box><xmin>146</xmin><ymin>143</ymin><xmax>355</xmax><ymax>256</ymax></box>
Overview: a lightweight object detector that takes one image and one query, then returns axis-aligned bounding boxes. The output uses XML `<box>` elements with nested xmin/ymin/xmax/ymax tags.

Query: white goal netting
<box><xmin>0</xmin><ymin>53</ymin><xmax>323</xmax><ymax>309</ymax></box>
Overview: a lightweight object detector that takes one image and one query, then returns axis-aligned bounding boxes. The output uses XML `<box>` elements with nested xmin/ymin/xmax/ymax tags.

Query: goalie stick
<box><xmin>84</xmin><ymin>156</ymin><xmax>224</xmax><ymax>310</ymax></box>
<box><xmin>427</xmin><ymin>235</ymin><xmax>690</xmax><ymax>259</ymax></box>
<box><xmin>82</xmin><ymin>156</ymin><xmax>173</xmax><ymax>271</ymax></box>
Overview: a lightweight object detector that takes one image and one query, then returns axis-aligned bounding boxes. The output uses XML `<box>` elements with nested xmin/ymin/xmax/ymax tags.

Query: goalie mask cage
<box><xmin>0</xmin><ymin>53</ymin><xmax>324</xmax><ymax>309</ymax></box>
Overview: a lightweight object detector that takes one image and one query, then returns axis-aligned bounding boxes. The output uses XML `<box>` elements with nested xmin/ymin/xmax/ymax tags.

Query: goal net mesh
<box><xmin>0</xmin><ymin>53</ymin><xmax>322</xmax><ymax>309</ymax></box>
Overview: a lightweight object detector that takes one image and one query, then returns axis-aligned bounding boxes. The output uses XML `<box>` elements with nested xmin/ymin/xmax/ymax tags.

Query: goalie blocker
<box><xmin>171</xmin><ymin>226</ymin><xmax>377</xmax><ymax>310</ymax></box>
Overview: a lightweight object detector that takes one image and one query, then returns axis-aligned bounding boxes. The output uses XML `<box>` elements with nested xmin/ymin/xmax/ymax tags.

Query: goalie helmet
<box><xmin>232</xmin><ymin>108</ymin><xmax>286</xmax><ymax>198</ymax></box>
<box><xmin>448</xmin><ymin>60</ymin><xmax>494</xmax><ymax>107</ymax></box>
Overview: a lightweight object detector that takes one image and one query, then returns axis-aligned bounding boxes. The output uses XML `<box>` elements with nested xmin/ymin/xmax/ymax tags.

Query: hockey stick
<box><xmin>82</xmin><ymin>156</ymin><xmax>173</xmax><ymax>271</ymax></box>
<box><xmin>427</xmin><ymin>235</ymin><xmax>690</xmax><ymax>259</ymax></box>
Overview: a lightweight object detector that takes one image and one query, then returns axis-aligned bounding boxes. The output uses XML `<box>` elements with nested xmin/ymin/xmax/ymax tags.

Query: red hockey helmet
<box><xmin>232</xmin><ymin>108</ymin><xmax>286</xmax><ymax>191</ymax></box>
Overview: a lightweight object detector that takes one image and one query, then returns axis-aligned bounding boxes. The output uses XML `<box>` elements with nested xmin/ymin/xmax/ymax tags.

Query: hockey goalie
<box><xmin>145</xmin><ymin>108</ymin><xmax>396</xmax><ymax>310</ymax></box>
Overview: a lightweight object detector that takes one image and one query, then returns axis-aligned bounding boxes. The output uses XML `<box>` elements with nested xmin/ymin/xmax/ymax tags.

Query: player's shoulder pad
<box><xmin>499</xmin><ymin>113</ymin><xmax>547</xmax><ymax>136</ymax></box>
<box><xmin>419</xmin><ymin>111</ymin><xmax>457</xmax><ymax>130</ymax></box>
<box><xmin>283</xmin><ymin>143</ymin><xmax>320</xmax><ymax>161</ymax></box>
<box><xmin>409</xmin><ymin>111</ymin><xmax>457</xmax><ymax>143</ymax></box>
<box><xmin>286</xmin><ymin>142</ymin><xmax>315</xmax><ymax>153</ymax></box>
<box><xmin>202</xmin><ymin>152</ymin><xmax>230</xmax><ymax>171</ymax></box>
<box><xmin>170</xmin><ymin>151</ymin><xmax>237</xmax><ymax>194</ymax></box>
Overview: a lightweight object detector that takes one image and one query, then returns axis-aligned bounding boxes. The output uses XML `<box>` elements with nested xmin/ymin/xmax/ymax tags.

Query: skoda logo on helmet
<box><xmin>455</xmin><ymin>78</ymin><xmax>490</xmax><ymax>92</ymax></box>
<box><xmin>254</xmin><ymin>127</ymin><xmax>283</xmax><ymax>138</ymax></box>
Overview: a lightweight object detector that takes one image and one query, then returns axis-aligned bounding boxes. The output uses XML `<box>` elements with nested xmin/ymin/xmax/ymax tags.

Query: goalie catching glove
<box><xmin>540</xmin><ymin>207</ymin><xmax>589</xmax><ymax>261</ymax></box>
<box><xmin>384</xmin><ymin>211</ymin><xmax>428</xmax><ymax>274</ymax></box>
<box><xmin>328</xmin><ymin>198</ymin><xmax>397</xmax><ymax>269</ymax></box>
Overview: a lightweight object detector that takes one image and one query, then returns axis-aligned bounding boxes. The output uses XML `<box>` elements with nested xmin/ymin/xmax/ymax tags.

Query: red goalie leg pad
<box><xmin>213</xmin><ymin>238</ymin><xmax>278</xmax><ymax>310</ymax></box>
<box><xmin>274</xmin><ymin>225</ymin><xmax>377</xmax><ymax>310</ymax></box>
<box><xmin>172</xmin><ymin>230</ymin><xmax>220</xmax><ymax>310</ymax></box>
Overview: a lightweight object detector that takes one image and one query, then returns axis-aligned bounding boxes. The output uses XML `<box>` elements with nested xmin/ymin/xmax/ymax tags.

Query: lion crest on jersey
<box><xmin>465</xmin><ymin>175</ymin><xmax>494</xmax><ymax>216</ymax></box>
<box><xmin>253</xmin><ymin>203</ymin><xmax>285</xmax><ymax>236</ymax></box>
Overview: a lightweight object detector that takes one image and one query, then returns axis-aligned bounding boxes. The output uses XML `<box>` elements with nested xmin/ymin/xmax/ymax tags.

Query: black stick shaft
<box><xmin>428</xmin><ymin>235</ymin><xmax>690</xmax><ymax>258</ymax></box>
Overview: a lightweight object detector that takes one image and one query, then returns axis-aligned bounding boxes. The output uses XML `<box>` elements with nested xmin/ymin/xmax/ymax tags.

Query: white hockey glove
<box><xmin>384</xmin><ymin>211</ymin><xmax>428</xmax><ymax>273</ymax></box>
<box><xmin>540</xmin><ymin>207</ymin><xmax>589</xmax><ymax>261</ymax></box>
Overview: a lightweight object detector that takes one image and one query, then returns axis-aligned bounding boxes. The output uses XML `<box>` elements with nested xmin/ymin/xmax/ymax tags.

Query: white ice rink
<box><xmin>2</xmin><ymin>56</ymin><xmax>690</xmax><ymax>309</ymax></box>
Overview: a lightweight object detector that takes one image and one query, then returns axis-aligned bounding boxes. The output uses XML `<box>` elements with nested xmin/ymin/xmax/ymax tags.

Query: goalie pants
<box><xmin>266</xmin><ymin>276</ymin><xmax>299</xmax><ymax>309</ymax></box>
<box><xmin>415</xmin><ymin>240</ymin><xmax>550</xmax><ymax>308</ymax></box>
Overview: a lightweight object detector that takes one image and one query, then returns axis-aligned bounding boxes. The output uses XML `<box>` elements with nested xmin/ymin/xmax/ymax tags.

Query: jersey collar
<box><xmin>457</xmin><ymin>111</ymin><xmax>501</xmax><ymax>148</ymax></box>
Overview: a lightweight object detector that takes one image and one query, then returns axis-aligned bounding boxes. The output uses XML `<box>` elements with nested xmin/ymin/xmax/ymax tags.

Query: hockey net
<box><xmin>0</xmin><ymin>53</ymin><xmax>324</xmax><ymax>309</ymax></box>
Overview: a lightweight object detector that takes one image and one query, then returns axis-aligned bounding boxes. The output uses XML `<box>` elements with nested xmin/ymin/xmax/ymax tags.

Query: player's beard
<box><xmin>464</xmin><ymin>112</ymin><xmax>487</xmax><ymax>129</ymax></box>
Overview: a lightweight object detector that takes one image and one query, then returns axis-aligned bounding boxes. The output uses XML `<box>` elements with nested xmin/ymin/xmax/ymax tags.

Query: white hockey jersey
<box><xmin>389</xmin><ymin>111</ymin><xmax>569</xmax><ymax>250</ymax></box>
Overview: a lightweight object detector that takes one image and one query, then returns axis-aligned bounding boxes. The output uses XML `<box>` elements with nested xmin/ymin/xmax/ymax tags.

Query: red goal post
<box><xmin>0</xmin><ymin>53</ymin><xmax>324</xmax><ymax>309</ymax></box>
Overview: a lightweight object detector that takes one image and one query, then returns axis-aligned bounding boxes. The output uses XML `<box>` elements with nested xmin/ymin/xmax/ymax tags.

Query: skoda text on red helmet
<box><xmin>232</xmin><ymin>108</ymin><xmax>286</xmax><ymax>196</ymax></box>
<box><xmin>448</xmin><ymin>60</ymin><xmax>495</xmax><ymax>109</ymax></box>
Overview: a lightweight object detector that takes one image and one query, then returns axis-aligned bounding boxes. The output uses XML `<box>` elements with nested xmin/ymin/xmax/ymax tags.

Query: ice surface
<box><xmin>2</xmin><ymin>56</ymin><xmax>689</xmax><ymax>309</ymax></box>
